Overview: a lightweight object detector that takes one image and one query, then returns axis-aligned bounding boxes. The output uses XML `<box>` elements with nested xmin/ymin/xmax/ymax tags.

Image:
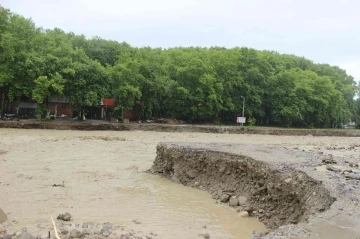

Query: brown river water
<box><xmin>1</xmin><ymin>129</ymin><xmax>358</xmax><ymax>238</ymax></box>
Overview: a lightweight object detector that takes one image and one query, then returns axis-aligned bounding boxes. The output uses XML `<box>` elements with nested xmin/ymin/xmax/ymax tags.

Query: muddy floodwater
<box><xmin>1</xmin><ymin>129</ymin><xmax>360</xmax><ymax>238</ymax></box>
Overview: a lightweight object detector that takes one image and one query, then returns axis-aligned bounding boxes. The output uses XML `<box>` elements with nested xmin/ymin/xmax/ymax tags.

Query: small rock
<box><xmin>82</xmin><ymin>223</ymin><xmax>88</xmax><ymax>228</ymax></box>
<box><xmin>82</xmin><ymin>229</ymin><xmax>92</xmax><ymax>236</ymax></box>
<box><xmin>69</xmin><ymin>229</ymin><xmax>82</xmax><ymax>238</ymax></box>
<box><xmin>63</xmin><ymin>213</ymin><xmax>72</xmax><ymax>221</ymax></box>
<box><xmin>349</xmin><ymin>162</ymin><xmax>359</xmax><ymax>168</ymax></box>
<box><xmin>259</xmin><ymin>209</ymin><xmax>264</xmax><ymax>213</ymax></box>
<box><xmin>37</xmin><ymin>223</ymin><xmax>47</xmax><ymax>229</ymax></box>
<box><xmin>57</xmin><ymin>212</ymin><xmax>72</xmax><ymax>221</ymax></box>
<box><xmin>61</xmin><ymin>230</ymin><xmax>69</xmax><ymax>235</ymax></box>
<box><xmin>244</xmin><ymin>207</ymin><xmax>254</xmax><ymax>213</ymax></box>
<box><xmin>15</xmin><ymin>232</ymin><xmax>22</xmax><ymax>237</ymax></box>
<box><xmin>132</xmin><ymin>219</ymin><xmax>141</xmax><ymax>224</ymax></box>
<box><xmin>326</xmin><ymin>165</ymin><xmax>341</xmax><ymax>173</ymax></box>
<box><xmin>199</xmin><ymin>233</ymin><xmax>210</xmax><ymax>239</ymax></box>
<box><xmin>194</xmin><ymin>182</ymin><xmax>200</xmax><ymax>186</ymax></box>
<box><xmin>238</xmin><ymin>196</ymin><xmax>247</xmax><ymax>205</ymax></box>
<box><xmin>220</xmin><ymin>194</ymin><xmax>230</xmax><ymax>203</ymax></box>
<box><xmin>284</xmin><ymin>178</ymin><xmax>292</xmax><ymax>184</ymax></box>
<box><xmin>229</xmin><ymin>197</ymin><xmax>239</xmax><ymax>207</ymax></box>
<box><xmin>239</xmin><ymin>211</ymin><xmax>249</xmax><ymax>218</ymax></box>
<box><xmin>211</xmin><ymin>193</ymin><xmax>220</xmax><ymax>200</ymax></box>
<box><xmin>17</xmin><ymin>232</ymin><xmax>34</xmax><ymax>239</ymax></box>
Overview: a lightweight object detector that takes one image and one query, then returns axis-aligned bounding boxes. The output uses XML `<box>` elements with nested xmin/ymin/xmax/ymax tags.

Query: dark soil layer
<box><xmin>0</xmin><ymin>120</ymin><xmax>360</xmax><ymax>137</ymax></box>
<box><xmin>151</xmin><ymin>143</ymin><xmax>335</xmax><ymax>229</ymax></box>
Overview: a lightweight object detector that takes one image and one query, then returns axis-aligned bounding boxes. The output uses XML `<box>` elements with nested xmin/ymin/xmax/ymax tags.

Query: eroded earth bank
<box><xmin>151</xmin><ymin>142</ymin><xmax>360</xmax><ymax>238</ymax></box>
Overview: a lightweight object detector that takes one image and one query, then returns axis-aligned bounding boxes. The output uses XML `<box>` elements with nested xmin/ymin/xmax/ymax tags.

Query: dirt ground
<box><xmin>1</xmin><ymin>120</ymin><xmax>360</xmax><ymax>137</ymax></box>
<box><xmin>1</xmin><ymin>128</ymin><xmax>360</xmax><ymax>238</ymax></box>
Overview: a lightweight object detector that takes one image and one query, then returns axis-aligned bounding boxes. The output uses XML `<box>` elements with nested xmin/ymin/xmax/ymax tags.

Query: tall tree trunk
<box><xmin>5</xmin><ymin>97</ymin><xmax>9</xmax><ymax>114</ymax></box>
<box><xmin>1</xmin><ymin>87</ymin><xmax>5</xmax><ymax>119</ymax></box>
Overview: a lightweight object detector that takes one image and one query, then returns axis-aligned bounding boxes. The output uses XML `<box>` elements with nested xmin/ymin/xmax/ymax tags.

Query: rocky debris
<box><xmin>101</xmin><ymin>228</ymin><xmax>110</xmax><ymax>237</ymax></box>
<box><xmin>0</xmin><ymin>208</ymin><xmax>7</xmax><ymax>223</ymax></box>
<box><xmin>57</xmin><ymin>212</ymin><xmax>72</xmax><ymax>221</ymax></box>
<box><xmin>0</xmin><ymin>217</ymin><xmax>161</xmax><ymax>239</ymax></box>
<box><xmin>345</xmin><ymin>173</ymin><xmax>360</xmax><ymax>180</ymax></box>
<box><xmin>69</xmin><ymin>229</ymin><xmax>82</xmax><ymax>238</ymax></box>
<box><xmin>326</xmin><ymin>165</ymin><xmax>341</xmax><ymax>173</ymax></box>
<box><xmin>0</xmin><ymin>225</ymin><xmax>6</xmax><ymax>234</ymax></box>
<box><xmin>249</xmin><ymin>229</ymin><xmax>266</xmax><ymax>239</ymax></box>
<box><xmin>219</xmin><ymin>194</ymin><xmax>230</xmax><ymax>203</ymax></box>
<box><xmin>93</xmin><ymin>228</ymin><xmax>101</xmax><ymax>235</ymax></box>
<box><xmin>17</xmin><ymin>232</ymin><xmax>34</xmax><ymax>239</ymax></box>
<box><xmin>229</xmin><ymin>197</ymin><xmax>239</xmax><ymax>207</ymax></box>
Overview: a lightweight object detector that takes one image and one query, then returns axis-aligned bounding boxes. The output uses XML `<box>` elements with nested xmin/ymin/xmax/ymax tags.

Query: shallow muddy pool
<box><xmin>1</xmin><ymin>129</ymin><xmax>359</xmax><ymax>238</ymax></box>
<box><xmin>0</xmin><ymin>129</ymin><xmax>269</xmax><ymax>238</ymax></box>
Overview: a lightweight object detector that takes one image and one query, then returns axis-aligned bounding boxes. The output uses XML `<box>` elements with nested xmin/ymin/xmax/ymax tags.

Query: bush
<box><xmin>248</xmin><ymin>117</ymin><xmax>256</xmax><ymax>128</ymax></box>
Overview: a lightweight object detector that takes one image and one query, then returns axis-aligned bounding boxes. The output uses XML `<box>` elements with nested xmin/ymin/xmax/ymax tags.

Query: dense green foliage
<box><xmin>0</xmin><ymin>7</ymin><xmax>359</xmax><ymax>127</ymax></box>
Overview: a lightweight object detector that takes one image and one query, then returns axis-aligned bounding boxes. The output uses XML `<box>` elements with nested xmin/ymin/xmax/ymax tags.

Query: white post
<box><xmin>241</xmin><ymin>96</ymin><xmax>245</xmax><ymax>126</ymax></box>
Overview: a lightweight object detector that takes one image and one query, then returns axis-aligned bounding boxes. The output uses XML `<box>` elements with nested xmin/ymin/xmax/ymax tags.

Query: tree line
<box><xmin>0</xmin><ymin>6</ymin><xmax>359</xmax><ymax>127</ymax></box>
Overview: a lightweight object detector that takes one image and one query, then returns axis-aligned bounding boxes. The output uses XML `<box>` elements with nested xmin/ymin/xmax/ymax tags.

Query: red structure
<box><xmin>101</xmin><ymin>98</ymin><xmax>115</xmax><ymax>107</ymax></box>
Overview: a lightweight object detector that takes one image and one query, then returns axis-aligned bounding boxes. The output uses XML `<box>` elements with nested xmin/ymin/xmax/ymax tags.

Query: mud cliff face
<box><xmin>151</xmin><ymin>143</ymin><xmax>335</xmax><ymax>229</ymax></box>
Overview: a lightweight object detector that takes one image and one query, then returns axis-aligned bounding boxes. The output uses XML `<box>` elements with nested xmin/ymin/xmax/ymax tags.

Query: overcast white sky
<box><xmin>2</xmin><ymin>0</ymin><xmax>360</xmax><ymax>83</ymax></box>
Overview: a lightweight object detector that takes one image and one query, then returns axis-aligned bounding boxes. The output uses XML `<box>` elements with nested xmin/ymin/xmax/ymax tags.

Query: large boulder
<box><xmin>0</xmin><ymin>208</ymin><xmax>7</xmax><ymax>223</ymax></box>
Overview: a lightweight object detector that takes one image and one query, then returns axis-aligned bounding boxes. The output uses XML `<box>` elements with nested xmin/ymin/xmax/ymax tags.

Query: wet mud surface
<box><xmin>1</xmin><ymin>129</ymin><xmax>360</xmax><ymax>238</ymax></box>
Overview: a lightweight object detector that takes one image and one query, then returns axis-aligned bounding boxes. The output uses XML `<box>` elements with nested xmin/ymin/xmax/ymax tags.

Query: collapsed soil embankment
<box><xmin>151</xmin><ymin>143</ymin><xmax>335</xmax><ymax>230</ymax></box>
<box><xmin>0</xmin><ymin>120</ymin><xmax>360</xmax><ymax>137</ymax></box>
